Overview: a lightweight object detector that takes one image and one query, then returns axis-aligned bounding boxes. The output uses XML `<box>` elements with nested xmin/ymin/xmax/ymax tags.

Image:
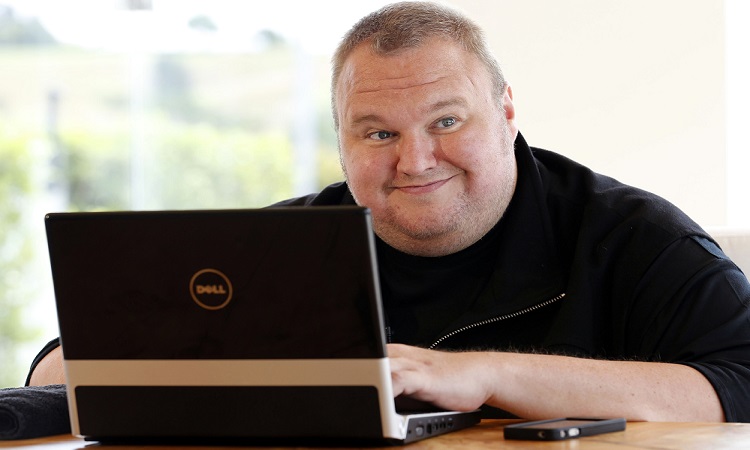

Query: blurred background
<box><xmin>1</xmin><ymin>0</ymin><xmax>748</xmax><ymax>387</ymax></box>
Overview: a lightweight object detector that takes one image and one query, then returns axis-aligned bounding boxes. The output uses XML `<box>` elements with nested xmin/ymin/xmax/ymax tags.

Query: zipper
<box><xmin>428</xmin><ymin>292</ymin><xmax>566</xmax><ymax>349</ymax></box>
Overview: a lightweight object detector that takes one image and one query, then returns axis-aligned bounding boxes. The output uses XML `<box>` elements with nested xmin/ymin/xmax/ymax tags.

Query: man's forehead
<box><xmin>337</xmin><ymin>43</ymin><xmax>480</xmax><ymax>100</ymax></box>
<box><xmin>341</xmin><ymin>39</ymin><xmax>467</xmax><ymax>82</ymax></box>
<box><xmin>344</xmin><ymin>70</ymin><xmax>450</xmax><ymax>97</ymax></box>
<box><xmin>334</xmin><ymin>37</ymin><xmax>496</xmax><ymax>128</ymax></box>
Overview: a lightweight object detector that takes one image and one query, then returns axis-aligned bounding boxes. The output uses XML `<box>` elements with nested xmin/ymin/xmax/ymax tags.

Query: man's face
<box><xmin>336</xmin><ymin>37</ymin><xmax>518</xmax><ymax>257</ymax></box>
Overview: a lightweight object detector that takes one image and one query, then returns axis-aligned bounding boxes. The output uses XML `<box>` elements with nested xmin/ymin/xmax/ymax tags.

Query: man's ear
<box><xmin>503</xmin><ymin>85</ymin><xmax>515</xmax><ymax>119</ymax></box>
<box><xmin>503</xmin><ymin>85</ymin><xmax>518</xmax><ymax>137</ymax></box>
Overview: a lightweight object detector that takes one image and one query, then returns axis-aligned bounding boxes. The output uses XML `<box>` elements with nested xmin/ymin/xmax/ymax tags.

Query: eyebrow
<box><xmin>423</xmin><ymin>97</ymin><xmax>469</xmax><ymax>114</ymax></box>
<box><xmin>350</xmin><ymin>114</ymin><xmax>384</xmax><ymax>128</ymax></box>
<box><xmin>348</xmin><ymin>97</ymin><xmax>469</xmax><ymax>128</ymax></box>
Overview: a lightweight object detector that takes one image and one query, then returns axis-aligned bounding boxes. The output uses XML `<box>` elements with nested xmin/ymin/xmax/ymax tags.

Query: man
<box><xmin>29</xmin><ymin>1</ymin><xmax>750</xmax><ymax>422</ymax></box>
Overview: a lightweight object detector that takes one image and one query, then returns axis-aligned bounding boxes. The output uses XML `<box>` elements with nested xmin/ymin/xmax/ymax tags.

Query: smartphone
<box><xmin>503</xmin><ymin>417</ymin><xmax>626</xmax><ymax>441</ymax></box>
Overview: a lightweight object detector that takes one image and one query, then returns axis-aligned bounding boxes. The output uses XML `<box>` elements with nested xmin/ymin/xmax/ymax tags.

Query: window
<box><xmin>0</xmin><ymin>0</ymin><xmax>390</xmax><ymax>387</ymax></box>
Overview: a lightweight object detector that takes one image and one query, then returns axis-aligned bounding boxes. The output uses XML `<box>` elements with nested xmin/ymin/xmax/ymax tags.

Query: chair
<box><xmin>707</xmin><ymin>228</ymin><xmax>750</xmax><ymax>275</ymax></box>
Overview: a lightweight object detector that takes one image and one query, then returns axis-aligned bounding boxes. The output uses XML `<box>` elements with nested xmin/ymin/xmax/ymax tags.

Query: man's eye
<box><xmin>368</xmin><ymin>130</ymin><xmax>393</xmax><ymax>140</ymax></box>
<box><xmin>436</xmin><ymin>117</ymin><xmax>457</xmax><ymax>128</ymax></box>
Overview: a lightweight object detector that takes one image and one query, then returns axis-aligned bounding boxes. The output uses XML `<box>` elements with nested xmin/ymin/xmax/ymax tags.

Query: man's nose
<box><xmin>396</xmin><ymin>134</ymin><xmax>438</xmax><ymax>175</ymax></box>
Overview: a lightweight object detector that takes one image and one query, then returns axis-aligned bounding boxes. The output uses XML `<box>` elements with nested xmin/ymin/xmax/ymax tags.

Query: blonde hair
<box><xmin>331</xmin><ymin>1</ymin><xmax>506</xmax><ymax>129</ymax></box>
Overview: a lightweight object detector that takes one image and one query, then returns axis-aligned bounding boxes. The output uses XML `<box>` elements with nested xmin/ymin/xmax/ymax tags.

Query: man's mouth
<box><xmin>394</xmin><ymin>176</ymin><xmax>455</xmax><ymax>195</ymax></box>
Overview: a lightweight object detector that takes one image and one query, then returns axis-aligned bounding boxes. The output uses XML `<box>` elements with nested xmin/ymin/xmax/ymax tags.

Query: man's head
<box><xmin>332</xmin><ymin>1</ymin><xmax>507</xmax><ymax>129</ymax></box>
<box><xmin>333</xmin><ymin>1</ymin><xmax>518</xmax><ymax>257</ymax></box>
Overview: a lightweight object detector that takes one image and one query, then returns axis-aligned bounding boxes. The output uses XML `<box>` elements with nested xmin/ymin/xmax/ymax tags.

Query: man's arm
<box><xmin>27</xmin><ymin>346</ymin><xmax>66</xmax><ymax>386</ymax></box>
<box><xmin>388</xmin><ymin>343</ymin><xmax>725</xmax><ymax>422</ymax></box>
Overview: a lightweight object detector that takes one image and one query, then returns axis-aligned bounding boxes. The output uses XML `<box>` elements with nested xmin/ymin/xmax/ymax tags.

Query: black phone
<box><xmin>503</xmin><ymin>417</ymin><xmax>626</xmax><ymax>441</ymax></box>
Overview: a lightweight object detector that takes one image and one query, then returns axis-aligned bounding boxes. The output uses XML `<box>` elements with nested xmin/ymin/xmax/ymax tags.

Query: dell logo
<box><xmin>189</xmin><ymin>268</ymin><xmax>233</xmax><ymax>310</ymax></box>
<box><xmin>195</xmin><ymin>284</ymin><xmax>227</xmax><ymax>295</ymax></box>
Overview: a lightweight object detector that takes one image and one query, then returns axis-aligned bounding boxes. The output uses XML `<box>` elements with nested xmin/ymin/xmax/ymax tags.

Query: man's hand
<box><xmin>388</xmin><ymin>343</ymin><xmax>490</xmax><ymax>411</ymax></box>
<box><xmin>387</xmin><ymin>343</ymin><xmax>725</xmax><ymax>422</ymax></box>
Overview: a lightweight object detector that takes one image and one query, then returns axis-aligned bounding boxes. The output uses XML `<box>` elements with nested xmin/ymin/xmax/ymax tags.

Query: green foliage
<box><xmin>54</xmin><ymin>122</ymin><xmax>343</xmax><ymax>213</ymax></box>
<box><xmin>57</xmin><ymin>130</ymin><xmax>132</xmax><ymax>211</ymax></box>
<box><xmin>145</xmin><ymin>119</ymin><xmax>296</xmax><ymax>209</ymax></box>
<box><xmin>0</xmin><ymin>128</ymin><xmax>43</xmax><ymax>387</ymax></box>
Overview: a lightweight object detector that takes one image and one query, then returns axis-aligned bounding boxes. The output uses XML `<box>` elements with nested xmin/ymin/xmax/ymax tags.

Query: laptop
<box><xmin>45</xmin><ymin>206</ymin><xmax>481</xmax><ymax>444</ymax></box>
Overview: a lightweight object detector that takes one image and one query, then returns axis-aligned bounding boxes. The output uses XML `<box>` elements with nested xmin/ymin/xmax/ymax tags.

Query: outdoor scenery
<box><xmin>0</xmin><ymin>2</ymin><xmax>346</xmax><ymax>386</ymax></box>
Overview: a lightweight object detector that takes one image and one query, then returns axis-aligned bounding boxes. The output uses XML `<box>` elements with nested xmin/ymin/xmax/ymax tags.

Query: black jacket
<box><xmin>277</xmin><ymin>133</ymin><xmax>750</xmax><ymax>422</ymax></box>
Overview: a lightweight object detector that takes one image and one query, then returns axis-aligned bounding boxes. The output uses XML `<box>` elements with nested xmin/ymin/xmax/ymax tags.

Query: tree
<box><xmin>0</xmin><ymin>6</ymin><xmax>56</xmax><ymax>45</ymax></box>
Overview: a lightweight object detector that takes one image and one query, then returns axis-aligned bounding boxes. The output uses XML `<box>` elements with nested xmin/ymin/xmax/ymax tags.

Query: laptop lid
<box><xmin>45</xmin><ymin>206</ymin><xmax>479</xmax><ymax>444</ymax></box>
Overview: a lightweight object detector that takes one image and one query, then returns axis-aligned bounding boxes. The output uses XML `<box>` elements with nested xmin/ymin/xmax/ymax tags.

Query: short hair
<box><xmin>331</xmin><ymin>1</ymin><xmax>506</xmax><ymax>129</ymax></box>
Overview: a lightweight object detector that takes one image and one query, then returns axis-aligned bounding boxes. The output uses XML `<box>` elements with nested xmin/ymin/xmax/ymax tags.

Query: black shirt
<box><xmin>377</xmin><ymin>219</ymin><xmax>504</xmax><ymax>347</ymax></box>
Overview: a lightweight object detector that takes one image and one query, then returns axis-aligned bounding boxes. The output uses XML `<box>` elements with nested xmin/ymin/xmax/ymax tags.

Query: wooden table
<box><xmin>3</xmin><ymin>420</ymin><xmax>750</xmax><ymax>449</ymax></box>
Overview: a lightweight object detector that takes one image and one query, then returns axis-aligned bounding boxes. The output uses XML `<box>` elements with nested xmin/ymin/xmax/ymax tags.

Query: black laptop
<box><xmin>45</xmin><ymin>206</ymin><xmax>480</xmax><ymax>444</ymax></box>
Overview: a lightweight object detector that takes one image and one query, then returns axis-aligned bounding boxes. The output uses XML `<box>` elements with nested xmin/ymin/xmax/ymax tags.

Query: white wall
<box><xmin>446</xmin><ymin>0</ymin><xmax>737</xmax><ymax>228</ymax></box>
<box><xmin>725</xmin><ymin>0</ymin><xmax>750</xmax><ymax>226</ymax></box>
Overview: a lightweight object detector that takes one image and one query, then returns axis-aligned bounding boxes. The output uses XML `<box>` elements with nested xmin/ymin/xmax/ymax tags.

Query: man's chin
<box><xmin>374</xmin><ymin>220</ymin><xmax>464</xmax><ymax>256</ymax></box>
<box><xmin>380</xmin><ymin>213</ymin><xmax>454</xmax><ymax>239</ymax></box>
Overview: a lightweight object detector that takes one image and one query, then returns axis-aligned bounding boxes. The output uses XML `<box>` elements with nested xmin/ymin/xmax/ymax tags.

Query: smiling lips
<box><xmin>393</xmin><ymin>175</ymin><xmax>456</xmax><ymax>195</ymax></box>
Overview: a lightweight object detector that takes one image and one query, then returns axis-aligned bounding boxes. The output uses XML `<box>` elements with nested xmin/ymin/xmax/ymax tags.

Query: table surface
<box><xmin>3</xmin><ymin>420</ymin><xmax>750</xmax><ymax>449</ymax></box>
